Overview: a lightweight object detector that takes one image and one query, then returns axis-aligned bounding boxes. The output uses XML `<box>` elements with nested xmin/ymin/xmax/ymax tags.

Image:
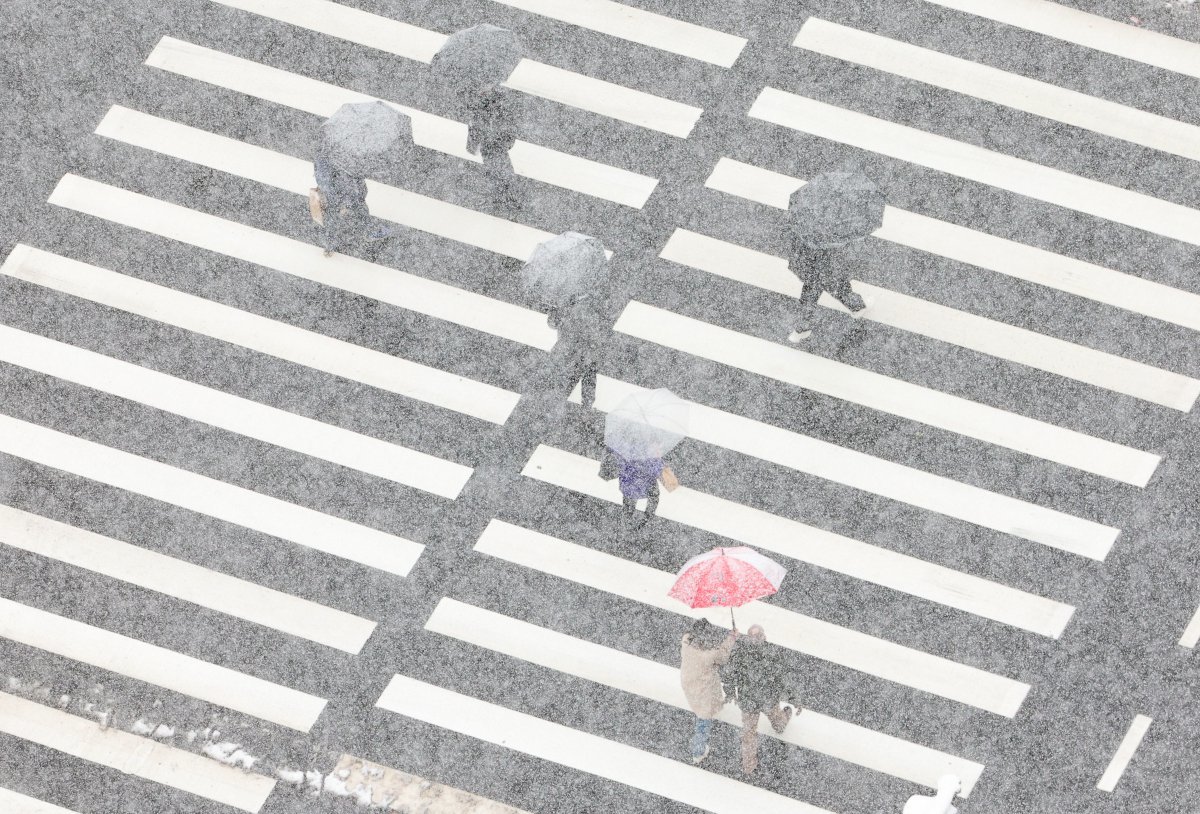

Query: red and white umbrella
<box><xmin>668</xmin><ymin>546</ymin><xmax>787</xmax><ymax>626</ymax></box>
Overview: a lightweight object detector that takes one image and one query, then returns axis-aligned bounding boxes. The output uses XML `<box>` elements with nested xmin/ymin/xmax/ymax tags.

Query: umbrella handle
<box><xmin>730</xmin><ymin>607</ymin><xmax>736</xmax><ymax>630</ymax></box>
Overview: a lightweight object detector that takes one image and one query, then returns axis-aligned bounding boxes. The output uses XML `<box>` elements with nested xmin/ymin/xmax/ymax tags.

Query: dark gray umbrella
<box><xmin>789</xmin><ymin>171</ymin><xmax>885</xmax><ymax>249</ymax></box>
<box><xmin>431</xmin><ymin>24</ymin><xmax>523</xmax><ymax>100</ymax></box>
<box><xmin>321</xmin><ymin>101</ymin><xmax>412</xmax><ymax>176</ymax></box>
<box><xmin>520</xmin><ymin>232</ymin><xmax>609</xmax><ymax>308</ymax></box>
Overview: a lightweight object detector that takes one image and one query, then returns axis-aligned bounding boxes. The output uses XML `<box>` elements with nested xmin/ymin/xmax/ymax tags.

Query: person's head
<box><xmin>747</xmin><ymin>624</ymin><xmax>766</xmax><ymax>643</ymax></box>
<box><xmin>687</xmin><ymin>618</ymin><xmax>725</xmax><ymax>649</ymax></box>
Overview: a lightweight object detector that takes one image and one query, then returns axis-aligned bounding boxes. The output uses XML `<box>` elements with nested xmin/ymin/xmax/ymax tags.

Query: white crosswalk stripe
<box><xmin>0</xmin><ymin>504</ymin><xmax>377</xmax><ymax>654</ymax></box>
<box><xmin>0</xmin><ymin>691</ymin><xmax>276</xmax><ymax>813</ymax></box>
<box><xmin>146</xmin><ymin>37</ymin><xmax>659</xmax><ymax>208</ymax></box>
<box><xmin>52</xmin><ymin>175</ymin><xmax>556</xmax><ymax>350</ymax></box>
<box><xmin>794</xmin><ymin>18</ymin><xmax>1200</xmax><ymax>162</ymax></box>
<box><xmin>0</xmin><ymin>323</ymin><xmax>474</xmax><ymax>498</ymax></box>
<box><xmin>426</xmin><ymin>596</ymin><xmax>986</xmax><ymax>795</ymax></box>
<box><xmin>211</xmin><ymin>0</ymin><xmax>704</xmax><ymax>136</ymax></box>
<box><xmin>749</xmin><ymin>87</ymin><xmax>1200</xmax><ymax>247</ymax></box>
<box><xmin>660</xmin><ymin>228</ymin><xmax>1200</xmax><ymax>411</ymax></box>
<box><xmin>0</xmin><ymin>788</ymin><xmax>80</xmax><ymax>814</ymax></box>
<box><xmin>477</xmin><ymin>516</ymin><xmax>1031</xmax><ymax>716</ymax></box>
<box><xmin>525</xmin><ymin>442</ymin><xmax>1077</xmax><ymax>636</ymax></box>
<box><xmin>1179</xmin><ymin>604</ymin><xmax>1200</xmax><ymax>649</ymax></box>
<box><xmin>4</xmin><ymin>242</ymin><xmax>519</xmax><ymax>425</ymax></box>
<box><xmin>376</xmin><ymin>673</ymin><xmax>835</xmax><ymax>814</ymax></box>
<box><xmin>0</xmin><ymin>597</ymin><xmax>327</xmax><ymax>731</ymax></box>
<box><xmin>484</xmin><ymin>0</ymin><xmax>748</xmax><ymax>66</ymax></box>
<box><xmin>615</xmin><ymin>300</ymin><xmax>1160</xmax><ymax>487</ymax></box>
<box><xmin>0</xmin><ymin>411</ymin><xmax>423</xmax><ymax>576</ymax></box>
<box><xmin>923</xmin><ymin>0</ymin><xmax>1200</xmax><ymax>80</ymax></box>
<box><xmin>706</xmin><ymin>156</ymin><xmax>1200</xmax><ymax>333</ymax></box>
<box><xmin>571</xmin><ymin>373</ymin><xmax>1110</xmax><ymax>562</ymax></box>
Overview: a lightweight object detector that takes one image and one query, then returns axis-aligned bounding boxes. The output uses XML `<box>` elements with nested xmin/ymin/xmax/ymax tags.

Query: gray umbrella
<box><xmin>321</xmin><ymin>101</ymin><xmax>412</xmax><ymax>176</ymax></box>
<box><xmin>604</xmin><ymin>389</ymin><xmax>689</xmax><ymax>460</ymax></box>
<box><xmin>431</xmin><ymin>24</ymin><xmax>523</xmax><ymax>100</ymax></box>
<box><xmin>520</xmin><ymin>232</ymin><xmax>609</xmax><ymax>308</ymax></box>
<box><xmin>788</xmin><ymin>171</ymin><xmax>885</xmax><ymax>249</ymax></box>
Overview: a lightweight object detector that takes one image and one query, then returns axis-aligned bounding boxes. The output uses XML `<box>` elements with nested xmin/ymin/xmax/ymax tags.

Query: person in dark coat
<box><xmin>546</xmin><ymin>296</ymin><xmax>604</xmax><ymax>409</ymax></box>
<box><xmin>465</xmin><ymin>83</ymin><xmax>521</xmax><ymax>200</ymax></box>
<box><xmin>726</xmin><ymin>624</ymin><xmax>796</xmax><ymax>774</ymax></box>
<box><xmin>787</xmin><ymin>237</ymin><xmax>867</xmax><ymax>342</ymax></box>
<box><xmin>314</xmin><ymin>138</ymin><xmax>371</xmax><ymax>257</ymax></box>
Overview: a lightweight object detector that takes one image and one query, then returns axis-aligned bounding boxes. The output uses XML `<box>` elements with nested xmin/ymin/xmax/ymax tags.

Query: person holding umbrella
<box><xmin>786</xmin><ymin>170</ymin><xmax>885</xmax><ymax>341</ymax></box>
<box><xmin>432</xmin><ymin>24</ymin><xmax>524</xmax><ymax>203</ymax></box>
<box><xmin>521</xmin><ymin>231</ymin><xmax>611</xmax><ymax>409</ymax></box>
<box><xmin>312</xmin><ymin>101</ymin><xmax>411</xmax><ymax>257</ymax></box>
<box><xmin>601</xmin><ymin>388</ymin><xmax>688</xmax><ymax>532</ymax></box>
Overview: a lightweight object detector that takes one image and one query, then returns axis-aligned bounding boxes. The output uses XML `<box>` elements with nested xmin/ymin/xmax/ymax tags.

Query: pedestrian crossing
<box><xmin>748</xmin><ymin>86</ymin><xmax>1200</xmax><ymax>247</ymax></box>
<box><xmin>5</xmin><ymin>0</ymin><xmax>1199</xmax><ymax>811</ymax></box>
<box><xmin>705</xmin><ymin>156</ymin><xmax>1200</xmax><ymax>332</ymax></box>
<box><xmin>211</xmin><ymin>0</ymin><xmax>705</xmax><ymax>136</ymax></box>
<box><xmin>425</xmin><ymin>596</ymin><xmax>986</xmax><ymax>795</ymax></box>
<box><xmin>484</xmin><ymin>0</ymin><xmax>749</xmax><ymax>67</ymax></box>
<box><xmin>375</xmin><ymin>673</ymin><xmax>836</xmax><ymax>814</ymax></box>
<box><xmin>0</xmin><ymin>787</ymin><xmax>79</xmax><ymax>814</ymax></box>
<box><xmin>0</xmin><ymin>691</ymin><xmax>277</xmax><ymax>812</ymax></box>
<box><xmin>145</xmin><ymin>37</ymin><xmax>659</xmax><ymax>208</ymax></box>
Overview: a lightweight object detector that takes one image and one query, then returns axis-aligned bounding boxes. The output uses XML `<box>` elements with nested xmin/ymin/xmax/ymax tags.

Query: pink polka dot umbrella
<box><xmin>668</xmin><ymin>546</ymin><xmax>787</xmax><ymax>627</ymax></box>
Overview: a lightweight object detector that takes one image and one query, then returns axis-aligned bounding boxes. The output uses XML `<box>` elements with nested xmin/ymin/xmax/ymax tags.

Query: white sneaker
<box><xmin>787</xmin><ymin>329</ymin><xmax>812</xmax><ymax>343</ymax></box>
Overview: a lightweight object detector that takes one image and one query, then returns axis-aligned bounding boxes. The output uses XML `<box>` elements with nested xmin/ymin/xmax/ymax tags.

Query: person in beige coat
<box><xmin>679</xmin><ymin>618</ymin><xmax>737</xmax><ymax>764</ymax></box>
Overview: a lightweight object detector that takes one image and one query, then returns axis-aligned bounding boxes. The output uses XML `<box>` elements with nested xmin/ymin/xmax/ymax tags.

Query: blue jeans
<box><xmin>691</xmin><ymin>718</ymin><xmax>714</xmax><ymax>759</ymax></box>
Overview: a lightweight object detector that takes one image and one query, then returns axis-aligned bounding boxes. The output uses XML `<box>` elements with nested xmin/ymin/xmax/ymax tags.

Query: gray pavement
<box><xmin>1</xmin><ymin>1</ymin><xmax>1199</xmax><ymax>813</ymax></box>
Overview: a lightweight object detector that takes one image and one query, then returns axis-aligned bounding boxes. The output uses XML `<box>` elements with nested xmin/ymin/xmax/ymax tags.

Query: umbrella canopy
<box><xmin>604</xmin><ymin>388</ymin><xmax>689</xmax><ymax>460</ymax></box>
<box><xmin>321</xmin><ymin>101</ymin><xmax>412</xmax><ymax>176</ymax></box>
<box><xmin>521</xmin><ymin>232</ymin><xmax>609</xmax><ymax>308</ymax></box>
<box><xmin>669</xmin><ymin>546</ymin><xmax>787</xmax><ymax>610</ymax></box>
<box><xmin>788</xmin><ymin>171</ymin><xmax>885</xmax><ymax>249</ymax></box>
<box><xmin>431</xmin><ymin>24</ymin><xmax>523</xmax><ymax>100</ymax></box>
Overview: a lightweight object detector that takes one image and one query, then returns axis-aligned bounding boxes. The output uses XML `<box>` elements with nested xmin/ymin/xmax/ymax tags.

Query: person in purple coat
<box><xmin>616</xmin><ymin>452</ymin><xmax>665</xmax><ymax>529</ymax></box>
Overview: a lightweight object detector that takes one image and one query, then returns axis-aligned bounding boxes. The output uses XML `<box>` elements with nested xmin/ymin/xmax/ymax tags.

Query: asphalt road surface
<box><xmin>1</xmin><ymin>1</ymin><xmax>1198</xmax><ymax>813</ymax></box>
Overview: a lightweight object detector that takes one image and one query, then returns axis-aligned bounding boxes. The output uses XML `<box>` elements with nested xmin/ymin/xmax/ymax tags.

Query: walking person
<box><xmin>726</xmin><ymin>624</ymin><xmax>797</xmax><ymax>775</ymax></box>
<box><xmin>465</xmin><ymin>83</ymin><xmax>521</xmax><ymax>204</ymax></box>
<box><xmin>680</xmin><ymin>619</ymin><xmax>737</xmax><ymax>765</ymax></box>
<box><xmin>546</xmin><ymin>295</ymin><xmax>604</xmax><ymax>409</ymax></box>
<box><xmin>787</xmin><ymin>241</ymin><xmax>866</xmax><ymax>342</ymax></box>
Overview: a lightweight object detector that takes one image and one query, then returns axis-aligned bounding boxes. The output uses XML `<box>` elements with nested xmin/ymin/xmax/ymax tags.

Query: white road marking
<box><xmin>0</xmin><ymin>691</ymin><xmax>276</xmax><ymax>813</ymax></box>
<box><xmin>211</xmin><ymin>0</ymin><xmax>703</xmax><ymax>136</ymax></box>
<box><xmin>94</xmin><ymin>106</ymin><xmax>562</xmax><ymax>261</ymax></box>
<box><xmin>1178</xmin><ymin>604</ymin><xmax>1200</xmax><ymax>648</ymax></box>
<box><xmin>1096</xmin><ymin>714</ymin><xmax>1153</xmax><ymax>792</ymax></box>
<box><xmin>0</xmin><ymin>324</ymin><xmax>473</xmax><ymax>498</ymax></box>
<box><xmin>0</xmin><ymin>411</ymin><xmax>423</xmax><ymax>577</ymax></box>
<box><xmin>525</xmin><ymin>442</ymin><xmax>1077</xmax><ymax>636</ymax></box>
<box><xmin>0</xmin><ymin>597</ymin><xmax>327</xmax><ymax>731</ymax></box>
<box><xmin>477</xmin><ymin>516</ymin><xmax>1031</xmax><ymax>717</ymax></box>
<box><xmin>427</xmin><ymin>597</ymin><xmax>985</xmax><ymax>795</ymax></box>
<box><xmin>924</xmin><ymin>0</ymin><xmax>1200</xmax><ymax>80</ymax></box>
<box><xmin>614</xmin><ymin>300</ymin><xmax>1161</xmax><ymax>487</ymax></box>
<box><xmin>485</xmin><ymin>0</ymin><xmax>747</xmax><ymax>67</ymax></box>
<box><xmin>661</xmin><ymin>228</ymin><xmax>1200</xmax><ymax>412</ymax></box>
<box><xmin>0</xmin><ymin>504</ymin><xmax>376</xmax><ymax>654</ymax></box>
<box><xmin>54</xmin><ymin>175</ymin><xmax>556</xmax><ymax>350</ymax></box>
<box><xmin>504</xmin><ymin>59</ymin><xmax>703</xmax><ymax>136</ymax></box>
<box><xmin>146</xmin><ymin>37</ymin><xmax>658</xmax><ymax>208</ymax></box>
<box><xmin>706</xmin><ymin>157</ymin><xmax>1200</xmax><ymax>333</ymax></box>
<box><xmin>576</xmin><ymin>372</ymin><xmax>1110</xmax><ymax>565</ymax></box>
<box><xmin>749</xmin><ymin>87</ymin><xmax>1200</xmax><ymax>247</ymax></box>
<box><xmin>4</xmin><ymin>242</ymin><xmax>519</xmax><ymax>425</ymax></box>
<box><xmin>0</xmin><ymin>787</ymin><xmax>79</xmax><ymax>814</ymax></box>
<box><xmin>795</xmin><ymin>18</ymin><xmax>1200</xmax><ymax>163</ymax></box>
<box><xmin>376</xmin><ymin>674</ymin><xmax>835</xmax><ymax>814</ymax></box>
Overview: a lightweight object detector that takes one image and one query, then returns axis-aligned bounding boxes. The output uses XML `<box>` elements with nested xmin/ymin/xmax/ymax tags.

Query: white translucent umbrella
<box><xmin>604</xmin><ymin>388</ymin><xmax>689</xmax><ymax>460</ymax></box>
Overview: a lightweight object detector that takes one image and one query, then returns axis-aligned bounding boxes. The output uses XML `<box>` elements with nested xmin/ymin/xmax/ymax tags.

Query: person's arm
<box><xmin>713</xmin><ymin>631</ymin><xmax>737</xmax><ymax>665</ymax></box>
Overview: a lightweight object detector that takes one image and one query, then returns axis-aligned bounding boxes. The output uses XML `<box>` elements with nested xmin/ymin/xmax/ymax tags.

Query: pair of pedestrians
<box><xmin>680</xmin><ymin>619</ymin><xmax>797</xmax><ymax>775</ymax></box>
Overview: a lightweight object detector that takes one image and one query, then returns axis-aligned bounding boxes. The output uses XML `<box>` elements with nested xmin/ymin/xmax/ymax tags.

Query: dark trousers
<box><xmin>322</xmin><ymin>201</ymin><xmax>371</xmax><ymax>253</ymax></box>
<box><xmin>623</xmin><ymin>480</ymin><xmax>660</xmax><ymax>520</ymax></box>
<box><xmin>796</xmin><ymin>273</ymin><xmax>861</xmax><ymax>311</ymax></box>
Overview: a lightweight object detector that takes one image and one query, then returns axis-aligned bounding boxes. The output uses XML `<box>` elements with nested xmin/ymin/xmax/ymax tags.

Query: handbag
<box><xmin>308</xmin><ymin>188</ymin><xmax>326</xmax><ymax>225</ymax></box>
<box><xmin>597</xmin><ymin>448</ymin><xmax>618</xmax><ymax>481</ymax></box>
<box><xmin>659</xmin><ymin>465</ymin><xmax>680</xmax><ymax>492</ymax></box>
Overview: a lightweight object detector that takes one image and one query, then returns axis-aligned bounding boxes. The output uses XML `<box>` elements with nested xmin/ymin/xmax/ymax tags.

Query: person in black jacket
<box><xmin>726</xmin><ymin>624</ymin><xmax>798</xmax><ymax>774</ymax></box>
<box><xmin>787</xmin><ymin>239</ymin><xmax>867</xmax><ymax>342</ymax></box>
<box><xmin>465</xmin><ymin>83</ymin><xmax>521</xmax><ymax>203</ymax></box>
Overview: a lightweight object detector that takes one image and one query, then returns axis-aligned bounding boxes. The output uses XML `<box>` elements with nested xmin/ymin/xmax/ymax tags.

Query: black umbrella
<box><xmin>321</xmin><ymin>101</ymin><xmax>412</xmax><ymax>176</ymax></box>
<box><xmin>431</xmin><ymin>24</ymin><xmax>523</xmax><ymax>102</ymax></box>
<box><xmin>789</xmin><ymin>171</ymin><xmax>885</xmax><ymax>249</ymax></box>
